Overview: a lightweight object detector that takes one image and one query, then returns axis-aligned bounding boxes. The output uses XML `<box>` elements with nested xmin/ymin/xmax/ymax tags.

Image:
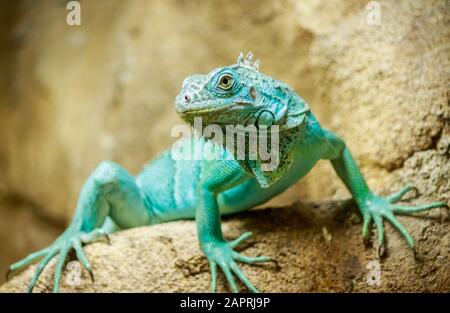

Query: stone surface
<box><xmin>301</xmin><ymin>0</ymin><xmax>450</xmax><ymax>202</ymax></box>
<box><xmin>1</xmin><ymin>202</ymin><xmax>449</xmax><ymax>293</ymax></box>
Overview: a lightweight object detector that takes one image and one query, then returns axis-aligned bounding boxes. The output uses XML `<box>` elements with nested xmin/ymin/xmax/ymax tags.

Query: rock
<box><xmin>2</xmin><ymin>201</ymin><xmax>449</xmax><ymax>292</ymax></box>
<box><xmin>0</xmin><ymin>0</ymin><xmax>367</xmax><ymax>223</ymax></box>
<box><xmin>301</xmin><ymin>0</ymin><xmax>450</xmax><ymax>201</ymax></box>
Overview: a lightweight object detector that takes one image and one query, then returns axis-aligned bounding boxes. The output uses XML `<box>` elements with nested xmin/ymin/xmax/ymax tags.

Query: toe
<box><xmin>230</xmin><ymin>261</ymin><xmax>259</xmax><ymax>293</ymax></box>
<box><xmin>209</xmin><ymin>261</ymin><xmax>217</xmax><ymax>293</ymax></box>
<box><xmin>384</xmin><ymin>213</ymin><xmax>414</xmax><ymax>249</ymax></box>
<box><xmin>229</xmin><ymin>232</ymin><xmax>252</xmax><ymax>249</ymax></box>
<box><xmin>233</xmin><ymin>252</ymin><xmax>271</xmax><ymax>264</ymax></box>
<box><xmin>392</xmin><ymin>202</ymin><xmax>447</xmax><ymax>214</ymax></box>
<box><xmin>220</xmin><ymin>264</ymin><xmax>238</xmax><ymax>293</ymax></box>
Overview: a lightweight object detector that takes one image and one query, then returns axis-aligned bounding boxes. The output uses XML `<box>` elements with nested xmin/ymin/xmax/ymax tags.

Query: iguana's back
<box><xmin>136</xmin><ymin>136</ymin><xmax>251</xmax><ymax>222</ymax></box>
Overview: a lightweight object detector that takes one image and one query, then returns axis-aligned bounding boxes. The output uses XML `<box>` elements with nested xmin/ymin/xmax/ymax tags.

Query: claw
<box><xmin>95</xmin><ymin>231</ymin><xmax>111</xmax><ymax>245</ymax></box>
<box><xmin>87</xmin><ymin>268</ymin><xmax>95</xmax><ymax>282</ymax></box>
<box><xmin>5</xmin><ymin>268</ymin><xmax>12</xmax><ymax>282</ymax></box>
<box><xmin>441</xmin><ymin>204</ymin><xmax>449</xmax><ymax>223</ymax></box>
<box><xmin>362</xmin><ymin>234</ymin><xmax>371</xmax><ymax>247</ymax></box>
<box><xmin>408</xmin><ymin>186</ymin><xmax>419</xmax><ymax>199</ymax></box>
<box><xmin>376</xmin><ymin>243</ymin><xmax>386</xmax><ymax>259</ymax></box>
<box><xmin>412</xmin><ymin>247</ymin><xmax>424</xmax><ymax>262</ymax></box>
<box><xmin>103</xmin><ymin>233</ymin><xmax>111</xmax><ymax>245</ymax></box>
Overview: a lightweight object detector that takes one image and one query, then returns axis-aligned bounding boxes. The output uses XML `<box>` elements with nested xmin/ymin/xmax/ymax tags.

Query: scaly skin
<box><xmin>8</xmin><ymin>52</ymin><xmax>447</xmax><ymax>293</ymax></box>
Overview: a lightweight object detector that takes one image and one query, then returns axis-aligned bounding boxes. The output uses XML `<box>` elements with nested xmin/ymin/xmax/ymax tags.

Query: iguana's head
<box><xmin>175</xmin><ymin>52</ymin><xmax>311</xmax><ymax>187</ymax></box>
<box><xmin>175</xmin><ymin>52</ymin><xmax>308</xmax><ymax>130</ymax></box>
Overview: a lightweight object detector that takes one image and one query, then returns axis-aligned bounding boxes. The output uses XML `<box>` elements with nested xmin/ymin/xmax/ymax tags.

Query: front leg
<box><xmin>197</xmin><ymin>160</ymin><xmax>271</xmax><ymax>292</ymax></box>
<box><xmin>323</xmin><ymin>130</ymin><xmax>447</xmax><ymax>255</ymax></box>
<box><xmin>8</xmin><ymin>161</ymin><xmax>152</xmax><ymax>292</ymax></box>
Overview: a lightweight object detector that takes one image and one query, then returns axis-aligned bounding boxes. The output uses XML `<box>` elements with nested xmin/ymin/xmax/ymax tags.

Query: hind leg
<box><xmin>8</xmin><ymin>160</ymin><xmax>154</xmax><ymax>292</ymax></box>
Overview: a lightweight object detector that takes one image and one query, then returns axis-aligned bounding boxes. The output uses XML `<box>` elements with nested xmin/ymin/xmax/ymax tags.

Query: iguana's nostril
<box><xmin>184</xmin><ymin>94</ymin><xmax>191</xmax><ymax>103</ymax></box>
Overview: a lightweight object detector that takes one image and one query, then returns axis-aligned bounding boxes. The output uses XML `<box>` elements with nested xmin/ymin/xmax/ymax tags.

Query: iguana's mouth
<box><xmin>176</xmin><ymin>98</ymin><xmax>252</xmax><ymax>116</ymax></box>
<box><xmin>177</xmin><ymin>103</ymin><xmax>236</xmax><ymax>126</ymax></box>
<box><xmin>176</xmin><ymin>102</ymin><xmax>233</xmax><ymax>115</ymax></box>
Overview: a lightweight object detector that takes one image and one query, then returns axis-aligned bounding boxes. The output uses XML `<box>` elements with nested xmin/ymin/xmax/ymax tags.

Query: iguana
<box><xmin>8</xmin><ymin>52</ymin><xmax>447</xmax><ymax>293</ymax></box>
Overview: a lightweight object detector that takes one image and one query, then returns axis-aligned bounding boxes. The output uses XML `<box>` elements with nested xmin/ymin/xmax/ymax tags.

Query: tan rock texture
<box><xmin>1</xmin><ymin>201</ymin><xmax>449</xmax><ymax>293</ymax></box>
<box><xmin>0</xmin><ymin>0</ymin><xmax>449</xmax><ymax>291</ymax></box>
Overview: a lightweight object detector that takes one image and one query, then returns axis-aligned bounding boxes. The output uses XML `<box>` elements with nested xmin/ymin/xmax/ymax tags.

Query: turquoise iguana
<box><xmin>8</xmin><ymin>52</ymin><xmax>447</xmax><ymax>293</ymax></box>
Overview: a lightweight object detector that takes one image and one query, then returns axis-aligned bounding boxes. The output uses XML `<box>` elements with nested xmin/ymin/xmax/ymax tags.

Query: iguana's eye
<box><xmin>218</xmin><ymin>74</ymin><xmax>233</xmax><ymax>90</ymax></box>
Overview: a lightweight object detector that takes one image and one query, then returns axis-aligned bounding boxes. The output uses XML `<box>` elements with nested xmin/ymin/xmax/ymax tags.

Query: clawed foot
<box><xmin>361</xmin><ymin>186</ymin><xmax>448</xmax><ymax>257</ymax></box>
<box><xmin>7</xmin><ymin>227</ymin><xmax>110</xmax><ymax>292</ymax></box>
<box><xmin>202</xmin><ymin>232</ymin><xmax>271</xmax><ymax>293</ymax></box>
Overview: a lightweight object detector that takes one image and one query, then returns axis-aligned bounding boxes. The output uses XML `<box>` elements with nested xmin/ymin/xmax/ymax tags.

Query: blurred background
<box><xmin>0</xmin><ymin>0</ymin><xmax>448</xmax><ymax>284</ymax></box>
